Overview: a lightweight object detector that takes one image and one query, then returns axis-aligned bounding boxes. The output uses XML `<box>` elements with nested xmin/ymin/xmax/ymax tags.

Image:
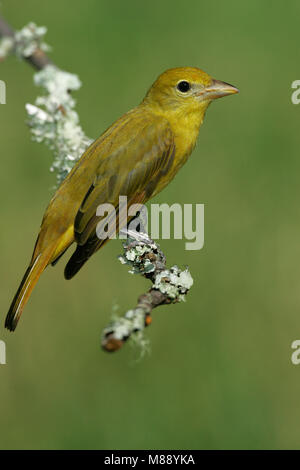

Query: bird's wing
<box><xmin>75</xmin><ymin>113</ymin><xmax>175</xmax><ymax>245</ymax></box>
<box><xmin>64</xmin><ymin>112</ymin><xmax>175</xmax><ymax>279</ymax></box>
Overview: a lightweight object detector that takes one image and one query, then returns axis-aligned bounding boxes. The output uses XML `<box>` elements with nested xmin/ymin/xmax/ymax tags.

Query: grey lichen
<box><xmin>14</xmin><ymin>22</ymin><xmax>51</xmax><ymax>58</ymax></box>
<box><xmin>154</xmin><ymin>266</ymin><xmax>194</xmax><ymax>301</ymax></box>
<box><xmin>0</xmin><ymin>36</ymin><xmax>14</xmax><ymax>59</ymax></box>
<box><xmin>26</xmin><ymin>65</ymin><xmax>93</xmax><ymax>185</ymax></box>
<box><xmin>119</xmin><ymin>244</ymin><xmax>156</xmax><ymax>275</ymax></box>
<box><xmin>0</xmin><ymin>22</ymin><xmax>50</xmax><ymax>60</ymax></box>
<box><xmin>102</xmin><ymin>305</ymin><xmax>151</xmax><ymax>356</ymax></box>
<box><xmin>118</xmin><ymin>230</ymin><xmax>165</xmax><ymax>276</ymax></box>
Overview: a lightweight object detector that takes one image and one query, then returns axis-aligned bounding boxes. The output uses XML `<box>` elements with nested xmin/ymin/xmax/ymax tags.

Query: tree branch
<box><xmin>101</xmin><ymin>230</ymin><xmax>193</xmax><ymax>353</ymax></box>
<box><xmin>0</xmin><ymin>16</ymin><xmax>52</xmax><ymax>69</ymax></box>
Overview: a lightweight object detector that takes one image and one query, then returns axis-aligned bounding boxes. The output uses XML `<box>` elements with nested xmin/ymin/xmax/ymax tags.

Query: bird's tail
<box><xmin>5</xmin><ymin>246</ymin><xmax>55</xmax><ymax>331</ymax></box>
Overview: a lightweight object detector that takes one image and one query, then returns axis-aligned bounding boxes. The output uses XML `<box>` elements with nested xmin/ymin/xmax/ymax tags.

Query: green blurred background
<box><xmin>0</xmin><ymin>0</ymin><xmax>299</xmax><ymax>450</ymax></box>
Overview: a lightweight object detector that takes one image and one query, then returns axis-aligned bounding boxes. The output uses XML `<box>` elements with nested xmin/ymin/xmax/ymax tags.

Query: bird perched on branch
<box><xmin>6</xmin><ymin>66</ymin><xmax>238</xmax><ymax>331</ymax></box>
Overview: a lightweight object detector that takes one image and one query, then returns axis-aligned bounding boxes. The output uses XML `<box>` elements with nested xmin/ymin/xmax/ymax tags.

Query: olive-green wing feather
<box><xmin>64</xmin><ymin>113</ymin><xmax>175</xmax><ymax>279</ymax></box>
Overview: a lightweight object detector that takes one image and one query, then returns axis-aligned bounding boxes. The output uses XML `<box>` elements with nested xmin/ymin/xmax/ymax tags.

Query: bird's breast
<box><xmin>169</xmin><ymin>111</ymin><xmax>204</xmax><ymax>175</ymax></box>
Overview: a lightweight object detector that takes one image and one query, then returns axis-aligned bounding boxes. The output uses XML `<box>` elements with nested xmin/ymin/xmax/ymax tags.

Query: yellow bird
<box><xmin>5</xmin><ymin>67</ymin><xmax>238</xmax><ymax>331</ymax></box>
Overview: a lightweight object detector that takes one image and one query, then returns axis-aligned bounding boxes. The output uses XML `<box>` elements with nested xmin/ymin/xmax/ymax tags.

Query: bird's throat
<box><xmin>166</xmin><ymin>102</ymin><xmax>208</xmax><ymax>161</ymax></box>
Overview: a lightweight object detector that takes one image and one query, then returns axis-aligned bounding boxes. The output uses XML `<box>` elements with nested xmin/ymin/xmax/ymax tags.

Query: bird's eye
<box><xmin>177</xmin><ymin>81</ymin><xmax>191</xmax><ymax>93</ymax></box>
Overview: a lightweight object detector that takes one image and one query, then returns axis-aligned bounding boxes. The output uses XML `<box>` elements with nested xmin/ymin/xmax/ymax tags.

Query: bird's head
<box><xmin>143</xmin><ymin>67</ymin><xmax>239</xmax><ymax>116</ymax></box>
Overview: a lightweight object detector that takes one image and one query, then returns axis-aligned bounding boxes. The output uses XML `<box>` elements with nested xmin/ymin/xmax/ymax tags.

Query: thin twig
<box><xmin>0</xmin><ymin>16</ymin><xmax>52</xmax><ymax>69</ymax></box>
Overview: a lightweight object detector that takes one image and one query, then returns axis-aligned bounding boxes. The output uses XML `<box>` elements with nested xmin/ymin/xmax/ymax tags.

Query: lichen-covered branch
<box><xmin>0</xmin><ymin>18</ymin><xmax>92</xmax><ymax>185</ymax></box>
<box><xmin>0</xmin><ymin>16</ymin><xmax>194</xmax><ymax>354</ymax></box>
<box><xmin>0</xmin><ymin>18</ymin><xmax>52</xmax><ymax>69</ymax></box>
<box><xmin>26</xmin><ymin>66</ymin><xmax>93</xmax><ymax>185</ymax></box>
<box><xmin>101</xmin><ymin>230</ymin><xmax>193</xmax><ymax>353</ymax></box>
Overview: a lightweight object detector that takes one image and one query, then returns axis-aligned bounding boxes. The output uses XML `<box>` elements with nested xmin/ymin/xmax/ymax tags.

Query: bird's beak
<box><xmin>202</xmin><ymin>79</ymin><xmax>239</xmax><ymax>100</ymax></box>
